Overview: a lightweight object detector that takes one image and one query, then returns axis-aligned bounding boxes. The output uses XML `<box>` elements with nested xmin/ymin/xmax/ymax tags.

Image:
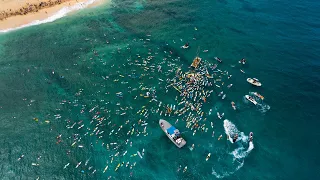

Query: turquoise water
<box><xmin>0</xmin><ymin>0</ymin><xmax>319</xmax><ymax>179</ymax></box>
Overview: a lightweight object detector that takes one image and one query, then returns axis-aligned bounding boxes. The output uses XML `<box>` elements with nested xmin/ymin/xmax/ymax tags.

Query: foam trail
<box><xmin>212</xmin><ymin>161</ymin><xmax>244</xmax><ymax>179</ymax></box>
<box><xmin>0</xmin><ymin>0</ymin><xmax>101</xmax><ymax>33</ymax></box>
<box><xmin>223</xmin><ymin>119</ymin><xmax>239</xmax><ymax>143</ymax></box>
<box><xmin>248</xmin><ymin>141</ymin><xmax>254</xmax><ymax>151</ymax></box>
<box><xmin>224</xmin><ymin>119</ymin><xmax>254</xmax><ymax>159</ymax></box>
<box><xmin>231</xmin><ymin>142</ymin><xmax>254</xmax><ymax>160</ymax></box>
<box><xmin>258</xmin><ymin>104</ymin><xmax>271</xmax><ymax>113</ymax></box>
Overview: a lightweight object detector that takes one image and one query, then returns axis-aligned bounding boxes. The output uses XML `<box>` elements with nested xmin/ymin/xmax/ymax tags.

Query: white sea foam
<box><xmin>224</xmin><ymin>119</ymin><xmax>254</xmax><ymax>156</ymax></box>
<box><xmin>223</xmin><ymin>119</ymin><xmax>239</xmax><ymax>143</ymax></box>
<box><xmin>213</xmin><ymin>120</ymin><xmax>254</xmax><ymax>178</ymax></box>
<box><xmin>0</xmin><ymin>0</ymin><xmax>101</xmax><ymax>33</ymax></box>
<box><xmin>258</xmin><ymin>103</ymin><xmax>271</xmax><ymax>113</ymax></box>
<box><xmin>231</xmin><ymin>143</ymin><xmax>254</xmax><ymax>160</ymax></box>
<box><xmin>212</xmin><ymin>161</ymin><xmax>244</xmax><ymax>179</ymax></box>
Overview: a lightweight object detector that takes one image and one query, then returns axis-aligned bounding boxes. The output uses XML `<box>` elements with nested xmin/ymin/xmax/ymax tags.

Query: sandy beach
<box><xmin>0</xmin><ymin>0</ymin><xmax>109</xmax><ymax>32</ymax></box>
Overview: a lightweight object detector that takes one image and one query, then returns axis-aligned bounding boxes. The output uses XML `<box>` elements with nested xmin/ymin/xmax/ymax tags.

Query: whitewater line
<box><xmin>0</xmin><ymin>0</ymin><xmax>102</xmax><ymax>33</ymax></box>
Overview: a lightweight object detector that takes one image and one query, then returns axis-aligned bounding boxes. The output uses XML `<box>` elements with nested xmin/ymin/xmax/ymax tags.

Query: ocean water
<box><xmin>0</xmin><ymin>0</ymin><xmax>319</xmax><ymax>179</ymax></box>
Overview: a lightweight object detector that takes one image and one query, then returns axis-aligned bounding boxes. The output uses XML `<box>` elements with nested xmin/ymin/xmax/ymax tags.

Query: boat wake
<box><xmin>212</xmin><ymin>161</ymin><xmax>244</xmax><ymax>179</ymax></box>
<box><xmin>212</xmin><ymin>120</ymin><xmax>254</xmax><ymax>178</ymax></box>
<box><xmin>223</xmin><ymin>119</ymin><xmax>240</xmax><ymax>144</ymax></box>
<box><xmin>0</xmin><ymin>0</ymin><xmax>101</xmax><ymax>33</ymax></box>
<box><xmin>244</xmin><ymin>92</ymin><xmax>271</xmax><ymax>113</ymax></box>
<box><xmin>257</xmin><ymin>103</ymin><xmax>271</xmax><ymax>113</ymax></box>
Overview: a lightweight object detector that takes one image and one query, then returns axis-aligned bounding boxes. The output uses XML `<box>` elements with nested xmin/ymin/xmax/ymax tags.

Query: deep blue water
<box><xmin>0</xmin><ymin>0</ymin><xmax>319</xmax><ymax>179</ymax></box>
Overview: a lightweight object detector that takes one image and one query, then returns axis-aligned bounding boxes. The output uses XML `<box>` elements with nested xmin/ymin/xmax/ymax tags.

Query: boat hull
<box><xmin>159</xmin><ymin>119</ymin><xmax>186</xmax><ymax>148</ymax></box>
<box><xmin>245</xmin><ymin>95</ymin><xmax>257</xmax><ymax>105</ymax></box>
<box><xmin>247</xmin><ymin>78</ymin><xmax>262</xmax><ymax>87</ymax></box>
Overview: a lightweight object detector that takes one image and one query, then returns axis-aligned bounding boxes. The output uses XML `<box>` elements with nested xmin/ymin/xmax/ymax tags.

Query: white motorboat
<box><xmin>245</xmin><ymin>95</ymin><xmax>257</xmax><ymax>105</ymax></box>
<box><xmin>247</xmin><ymin>78</ymin><xmax>262</xmax><ymax>87</ymax></box>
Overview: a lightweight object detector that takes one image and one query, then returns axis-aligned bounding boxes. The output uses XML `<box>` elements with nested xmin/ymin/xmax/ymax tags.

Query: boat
<box><xmin>247</xmin><ymin>78</ymin><xmax>262</xmax><ymax>87</ymax></box>
<box><xmin>214</xmin><ymin>57</ymin><xmax>222</xmax><ymax>63</ymax></box>
<box><xmin>191</xmin><ymin>56</ymin><xmax>201</xmax><ymax>68</ymax></box>
<box><xmin>249</xmin><ymin>132</ymin><xmax>253</xmax><ymax>142</ymax></box>
<box><xmin>253</xmin><ymin>92</ymin><xmax>264</xmax><ymax>100</ymax></box>
<box><xmin>159</xmin><ymin>119</ymin><xmax>186</xmax><ymax>148</ymax></box>
<box><xmin>245</xmin><ymin>95</ymin><xmax>257</xmax><ymax>105</ymax></box>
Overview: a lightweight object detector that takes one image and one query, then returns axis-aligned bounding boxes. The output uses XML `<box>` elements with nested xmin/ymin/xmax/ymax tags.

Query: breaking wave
<box><xmin>0</xmin><ymin>0</ymin><xmax>102</xmax><ymax>33</ymax></box>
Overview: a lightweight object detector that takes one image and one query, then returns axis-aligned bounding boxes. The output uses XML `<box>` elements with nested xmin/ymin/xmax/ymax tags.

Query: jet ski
<box><xmin>253</xmin><ymin>92</ymin><xmax>264</xmax><ymax>100</ymax></box>
<box><xmin>214</xmin><ymin>57</ymin><xmax>222</xmax><ymax>63</ymax></box>
<box><xmin>245</xmin><ymin>95</ymin><xmax>257</xmax><ymax>105</ymax></box>
<box><xmin>247</xmin><ymin>78</ymin><xmax>262</xmax><ymax>87</ymax></box>
<box><xmin>249</xmin><ymin>132</ymin><xmax>253</xmax><ymax>142</ymax></box>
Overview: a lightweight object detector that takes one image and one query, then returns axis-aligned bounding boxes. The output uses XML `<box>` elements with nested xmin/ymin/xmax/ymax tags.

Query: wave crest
<box><xmin>0</xmin><ymin>0</ymin><xmax>101</xmax><ymax>33</ymax></box>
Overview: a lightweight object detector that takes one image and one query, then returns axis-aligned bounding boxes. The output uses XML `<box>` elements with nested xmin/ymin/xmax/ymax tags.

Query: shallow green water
<box><xmin>0</xmin><ymin>0</ymin><xmax>319</xmax><ymax>179</ymax></box>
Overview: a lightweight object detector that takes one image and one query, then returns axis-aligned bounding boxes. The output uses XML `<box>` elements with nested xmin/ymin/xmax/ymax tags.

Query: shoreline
<box><xmin>0</xmin><ymin>0</ymin><xmax>110</xmax><ymax>33</ymax></box>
